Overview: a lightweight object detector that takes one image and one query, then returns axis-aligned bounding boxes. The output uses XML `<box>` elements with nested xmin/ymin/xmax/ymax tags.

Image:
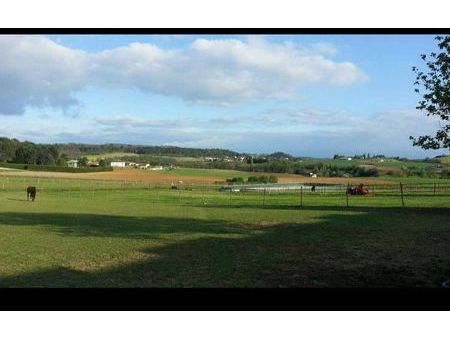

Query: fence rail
<box><xmin>1</xmin><ymin>176</ymin><xmax>449</xmax><ymax>208</ymax></box>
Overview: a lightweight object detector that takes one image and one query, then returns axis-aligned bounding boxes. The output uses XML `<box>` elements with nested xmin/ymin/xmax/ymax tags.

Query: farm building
<box><xmin>67</xmin><ymin>160</ymin><xmax>78</xmax><ymax>168</ymax></box>
<box><xmin>110</xmin><ymin>161</ymin><xmax>126</xmax><ymax>168</ymax></box>
<box><xmin>204</xmin><ymin>157</ymin><xmax>220</xmax><ymax>162</ymax></box>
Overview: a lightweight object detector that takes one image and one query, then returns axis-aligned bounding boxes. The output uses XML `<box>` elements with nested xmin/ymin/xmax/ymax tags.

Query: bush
<box><xmin>441</xmin><ymin>168</ymin><xmax>450</xmax><ymax>179</ymax></box>
<box><xmin>226</xmin><ymin>176</ymin><xmax>245</xmax><ymax>184</ymax></box>
<box><xmin>247</xmin><ymin>175</ymin><xmax>278</xmax><ymax>184</ymax></box>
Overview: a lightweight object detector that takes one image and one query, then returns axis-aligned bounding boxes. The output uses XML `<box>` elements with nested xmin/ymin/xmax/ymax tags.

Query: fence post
<box><xmin>263</xmin><ymin>188</ymin><xmax>266</xmax><ymax>207</ymax></box>
<box><xmin>400</xmin><ymin>182</ymin><xmax>405</xmax><ymax>207</ymax></box>
<box><xmin>300</xmin><ymin>185</ymin><xmax>303</xmax><ymax>208</ymax></box>
<box><xmin>229</xmin><ymin>188</ymin><xmax>232</xmax><ymax>206</ymax></box>
<box><xmin>346</xmin><ymin>184</ymin><xmax>349</xmax><ymax>207</ymax></box>
<box><xmin>433</xmin><ymin>183</ymin><xmax>436</xmax><ymax>196</ymax></box>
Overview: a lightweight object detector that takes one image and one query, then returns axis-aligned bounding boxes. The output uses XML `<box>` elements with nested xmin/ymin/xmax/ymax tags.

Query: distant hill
<box><xmin>52</xmin><ymin>143</ymin><xmax>242</xmax><ymax>159</ymax></box>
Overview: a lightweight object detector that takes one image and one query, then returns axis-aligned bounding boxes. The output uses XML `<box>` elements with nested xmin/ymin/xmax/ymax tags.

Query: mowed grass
<box><xmin>439</xmin><ymin>156</ymin><xmax>450</xmax><ymax>165</ymax></box>
<box><xmin>375</xmin><ymin>176</ymin><xmax>450</xmax><ymax>184</ymax></box>
<box><xmin>168</xmin><ymin>167</ymin><xmax>252</xmax><ymax>179</ymax></box>
<box><xmin>0</xmin><ymin>177</ymin><xmax>449</xmax><ymax>288</ymax></box>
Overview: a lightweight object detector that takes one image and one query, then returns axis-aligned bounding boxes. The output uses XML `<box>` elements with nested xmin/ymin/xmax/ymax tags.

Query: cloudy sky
<box><xmin>0</xmin><ymin>34</ymin><xmax>446</xmax><ymax>158</ymax></box>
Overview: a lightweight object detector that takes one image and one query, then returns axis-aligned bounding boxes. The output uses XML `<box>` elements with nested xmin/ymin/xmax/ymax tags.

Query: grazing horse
<box><xmin>26</xmin><ymin>186</ymin><xmax>37</xmax><ymax>201</ymax></box>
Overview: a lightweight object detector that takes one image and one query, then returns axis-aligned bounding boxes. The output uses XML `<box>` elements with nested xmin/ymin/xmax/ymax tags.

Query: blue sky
<box><xmin>0</xmin><ymin>34</ymin><xmax>446</xmax><ymax>158</ymax></box>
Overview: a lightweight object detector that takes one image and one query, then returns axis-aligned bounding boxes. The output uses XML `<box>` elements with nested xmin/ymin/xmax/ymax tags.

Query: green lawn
<box><xmin>169</xmin><ymin>167</ymin><xmax>252</xmax><ymax>179</ymax></box>
<box><xmin>439</xmin><ymin>156</ymin><xmax>450</xmax><ymax>165</ymax></box>
<box><xmin>299</xmin><ymin>158</ymin><xmax>441</xmax><ymax>170</ymax></box>
<box><xmin>374</xmin><ymin>175</ymin><xmax>450</xmax><ymax>184</ymax></box>
<box><xmin>0</xmin><ymin>177</ymin><xmax>449</xmax><ymax>287</ymax></box>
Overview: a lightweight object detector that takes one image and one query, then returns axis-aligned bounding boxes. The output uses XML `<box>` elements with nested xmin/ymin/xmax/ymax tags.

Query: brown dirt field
<box><xmin>0</xmin><ymin>168</ymin><xmax>221</xmax><ymax>184</ymax></box>
<box><xmin>0</xmin><ymin>168</ymin><xmax>395</xmax><ymax>185</ymax></box>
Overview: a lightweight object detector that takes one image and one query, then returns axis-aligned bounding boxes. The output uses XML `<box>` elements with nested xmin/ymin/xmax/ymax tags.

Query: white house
<box><xmin>67</xmin><ymin>160</ymin><xmax>78</xmax><ymax>168</ymax></box>
<box><xmin>150</xmin><ymin>165</ymin><xmax>164</xmax><ymax>170</ymax></box>
<box><xmin>110</xmin><ymin>161</ymin><xmax>126</xmax><ymax>168</ymax></box>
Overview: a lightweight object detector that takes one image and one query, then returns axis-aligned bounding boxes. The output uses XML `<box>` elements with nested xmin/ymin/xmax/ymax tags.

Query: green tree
<box><xmin>56</xmin><ymin>153</ymin><xmax>69</xmax><ymax>166</ymax></box>
<box><xmin>98</xmin><ymin>159</ymin><xmax>109</xmax><ymax>167</ymax></box>
<box><xmin>411</xmin><ymin>35</ymin><xmax>450</xmax><ymax>150</ymax></box>
<box><xmin>14</xmin><ymin>142</ymin><xmax>37</xmax><ymax>164</ymax></box>
<box><xmin>36</xmin><ymin>149</ymin><xmax>54</xmax><ymax>165</ymax></box>
<box><xmin>0</xmin><ymin>137</ymin><xmax>18</xmax><ymax>162</ymax></box>
<box><xmin>78</xmin><ymin>157</ymin><xmax>89</xmax><ymax>167</ymax></box>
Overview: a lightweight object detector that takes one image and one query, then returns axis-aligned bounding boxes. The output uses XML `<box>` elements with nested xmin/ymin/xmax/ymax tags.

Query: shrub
<box><xmin>226</xmin><ymin>176</ymin><xmax>245</xmax><ymax>184</ymax></box>
<box><xmin>247</xmin><ymin>175</ymin><xmax>278</xmax><ymax>184</ymax></box>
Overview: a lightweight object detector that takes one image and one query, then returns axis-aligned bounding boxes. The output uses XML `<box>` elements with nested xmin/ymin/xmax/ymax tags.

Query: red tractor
<box><xmin>347</xmin><ymin>183</ymin><xmax>371</xmax><ymax>196</ymax></box>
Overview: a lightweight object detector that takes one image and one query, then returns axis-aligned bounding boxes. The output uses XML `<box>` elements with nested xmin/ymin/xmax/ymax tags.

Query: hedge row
<box><xmin>0</xmin><ymin>162</ymin><xmax>113</xmax><ymax>173</ymax></box>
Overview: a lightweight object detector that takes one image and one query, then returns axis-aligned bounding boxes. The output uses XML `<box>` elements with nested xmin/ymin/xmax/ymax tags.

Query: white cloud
<box><xmin>0</xmin><ymin>35</ymin><xmax>368</xmax><ymax>114</ymax></box>
<box><xmin>2</xmin><ymin>108</ymin><xmax>444</xmax><ymax>157</ymax></box>
<box><xmin>87</xmin><ymin>109</ymin><xmax>444</xmax><ymax>157</ymax></box>
<box><xmin>0</xmin><ymin>35</ymin><xmax>89</xmax><ymax>115</ymax></box>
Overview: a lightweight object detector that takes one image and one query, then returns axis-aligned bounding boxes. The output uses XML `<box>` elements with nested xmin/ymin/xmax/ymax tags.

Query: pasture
<box><xmin>0</xmin><ymin>170</ymin><xmax>449</xmax><ymax>287</ymax></box>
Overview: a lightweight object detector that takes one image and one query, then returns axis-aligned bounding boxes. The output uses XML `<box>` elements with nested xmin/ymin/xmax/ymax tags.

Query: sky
<box><xmin>0</xmin><ymin>34</ymin><xmax>447</xmax><ymax>158</ymax></box>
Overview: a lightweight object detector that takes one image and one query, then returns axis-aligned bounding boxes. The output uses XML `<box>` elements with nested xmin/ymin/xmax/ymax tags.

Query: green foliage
<box><xmin>411</xmin><ymin>35</ymin><xmax>450</xmax><ymax>150</ymax></box>
<box><xmin>226</xmin><ymin>177</ymin><xmax>245</xmax><ymax>184</ymax></box>
<box><xmin>441</xmin><ymin>168</ymin><xmax>450</xmax><ymax>178</ymax></box>
<box><xmin>0</xmin><ymin>162</ymin><xmax>113</xmax><ymax>173</ymax></box>
<box><xmin>98</xmin><ymin>159</ymin><xmax>109</xmax><ymax>167</ymax></box>
<box><xmin>0</xmin><ymin>138</ymin><xmax>59</xmax><ymax>165</ymax></box>
<box><xmin>0</xmin><ymin>137</ymin><xmax>19</xmax><ymax>162</ymax></box>
<box><xmin>78</xmin><ymin>157</ymin><xmax>89</xmax><ymax>167</ymax></box>
<box><xmin>56</xmin><ymin>153</ymin><xmax>69</xmax><ymax>166</ymax></box>
<box><xmin>247</xmin><ymin>175</ymin><xmax>278</xmax><ymax>183</ymax></box>
<box><xmin>55</xmin><ymin>143</ymin><xmax>240</xmax><ymax>158</ymax></box>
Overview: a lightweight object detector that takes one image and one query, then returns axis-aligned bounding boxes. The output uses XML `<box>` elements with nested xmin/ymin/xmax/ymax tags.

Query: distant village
<box><xmin>65</xmin><ymin>154</ymin><xmax>251</xmax><ymax>169</ymax></box>
<box><xmin>67</xmin><ymin>159</ymin><xmax>173</xmax><ymax>170</ymax></box>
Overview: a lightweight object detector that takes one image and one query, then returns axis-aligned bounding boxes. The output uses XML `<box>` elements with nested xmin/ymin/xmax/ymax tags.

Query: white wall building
<box><xmin>110</xmin><ymin>161</ymin><xmax>126</xmax><ymax>168</ymax></box>
<box><xmin>67</xmin><ymin>160</ymin><xmax>78</xmax><ymax>168</ymax></box>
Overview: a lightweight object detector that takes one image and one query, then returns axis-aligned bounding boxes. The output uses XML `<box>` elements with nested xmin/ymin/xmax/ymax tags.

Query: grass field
<box><xmin>0</xmin><ymin>172</ymin><xmax>449</xmax><ymax>288</ymax></box>
<box><xmin>439</xmin><ymin>156</ymin><xmax>450</xmax><ymax>165</ymax></box>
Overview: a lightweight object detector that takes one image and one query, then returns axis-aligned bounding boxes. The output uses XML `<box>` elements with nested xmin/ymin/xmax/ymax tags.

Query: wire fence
<box><xmin>1</xmin><ymin>176</ymin><xmax>450</xmax><ymax>209</ymax></box>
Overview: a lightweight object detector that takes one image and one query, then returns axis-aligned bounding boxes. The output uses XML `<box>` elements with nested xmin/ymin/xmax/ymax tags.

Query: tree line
<box><xmin>53</xmin><ymin>143</ymin><xmax>241</xmax><ymax>159</ymax></box>
<box><xmin>0</xmin><ymin>137</ymin><xmax>64</xmax><ymax>166</ymax></box>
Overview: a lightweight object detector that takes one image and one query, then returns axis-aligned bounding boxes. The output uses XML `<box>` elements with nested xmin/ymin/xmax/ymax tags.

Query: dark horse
<box><xmin>26</xmin><ymin>186</ymin><xmax>37</xmax><ymax>201</ymax></box>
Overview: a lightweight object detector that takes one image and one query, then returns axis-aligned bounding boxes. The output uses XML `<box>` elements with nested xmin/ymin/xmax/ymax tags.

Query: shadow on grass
<box><xmin>198</xmin><ymin>203</ymin><xmax>450</xmax><ymax>215</ymax></box>
<box><xmin>6</xmin><ymin>198</ymin><xmax>30</xmax><ymax>202</ymax></box>
<box><xmin>0</xmin><ymin>208</ymin><xmax>449</xmax><ymax>288</ymax></box>
<box><xmin>0</xmin><ymin>212</ymin><xmax>246</xmax><ymax>240</ymax></box>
